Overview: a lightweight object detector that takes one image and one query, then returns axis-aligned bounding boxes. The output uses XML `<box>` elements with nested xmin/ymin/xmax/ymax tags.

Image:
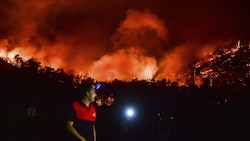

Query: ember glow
<box><xmin>0</xmin><ymin>0</ymin><xmax>249</xmax><ymax>85</ymax></box>
<box><xmin>193</xmin><ymin>41</ymin><xmax>250</xmax><ymax>86</ymax></box>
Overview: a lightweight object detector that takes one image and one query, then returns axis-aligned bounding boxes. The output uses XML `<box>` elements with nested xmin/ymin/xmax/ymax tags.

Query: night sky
<box><xmin>0</xmin><ymin>0</ymin><xmax>249</xmax><ymax>81</ymax></box>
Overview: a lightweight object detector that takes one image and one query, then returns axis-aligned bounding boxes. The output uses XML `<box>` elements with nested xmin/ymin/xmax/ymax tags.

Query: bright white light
<box><xmin>126</xmin><ymin>108</ymin><xmax>135</xmax><ymax>118</ymax></box>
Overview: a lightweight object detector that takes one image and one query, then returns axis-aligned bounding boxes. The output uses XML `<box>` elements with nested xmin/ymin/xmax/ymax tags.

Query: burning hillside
<box><xmin>193</xmin><ymin>41</ymin><xmax>250</xmax><ymax>87</ymax></box>
<box><xmin>0</xmin><ymin>0</ymin><xmax>249</xmax><ymax>86</ymax></box>
<box><xmin>1</xmin><ymin>38</ymin><xmax>249</xmax><ymax>88</ymax></box>
<box><xmin>0</xmin><ymin>8</ymin><xmax>225</xmax><ymax>84</ymax></box>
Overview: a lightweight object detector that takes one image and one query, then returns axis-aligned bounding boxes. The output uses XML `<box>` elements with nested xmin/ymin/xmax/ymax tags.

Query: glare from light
<box><xmin>126</xmin><ymin>108</ymin><xmax>135</xmax><ymax>118</ymax></box>
<box><xmin>92</xmin><ymin>83</ymin><xmax>101</xmax><ymax>90</ymax></box>
<box><xmin>95</xmin><ymin>84</ymin><xmax>101</xmax><ymax>90</ymax></box>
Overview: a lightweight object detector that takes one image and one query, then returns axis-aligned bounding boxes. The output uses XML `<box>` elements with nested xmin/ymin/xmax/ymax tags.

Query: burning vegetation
<box><xmin>1</xmin><ymin>39</ymin><xmax>249</xmax><ymax>88</ymax></box>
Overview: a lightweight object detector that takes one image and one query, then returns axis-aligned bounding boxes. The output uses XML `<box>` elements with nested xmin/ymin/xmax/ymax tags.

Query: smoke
<box><xmin>156</xmin><ymin>40</ymin><xmax>234</xmax><ymax>83</ymax></box>
<box><xmin>156</xmin><ymin>43</ymin><xmax>217</xmax><ymax>81</ymax></box>
<box><xmin>111</xmin><ymin>9</ymin><xmax>168</xmax><ymax>58</ymax></box>
<box><xmin>87</xmin><ymin>9</ymin><xmax>166</xmax><ymax>81</ymax></box>
<box><xmin>0</xmin><ymin>0</ymin><xmax>123</xmax><ymax>72</ymax></box>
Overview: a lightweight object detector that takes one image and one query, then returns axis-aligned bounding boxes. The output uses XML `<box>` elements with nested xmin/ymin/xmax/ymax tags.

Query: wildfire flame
<box><xmin>0</xmin><ymin>0</ymin><xmax>243</xmax><ymax>86</ymax></box>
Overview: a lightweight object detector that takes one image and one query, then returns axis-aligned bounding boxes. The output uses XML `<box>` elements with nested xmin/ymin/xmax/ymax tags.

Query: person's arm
<box><xmin>66</xmin><ymin>120</ymin><xmax>87</xmax><ymax>141</ymax></box>
<box><xmin>93</xmin><ymin>124</ymin><xmax>96</xmax><ymax>141</ymax></box>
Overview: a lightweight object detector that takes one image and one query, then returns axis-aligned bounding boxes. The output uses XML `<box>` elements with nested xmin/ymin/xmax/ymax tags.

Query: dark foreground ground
<box><xmin>2</xmin><ymin>97</ymin><xmax>250</xmax><ymax>141</ymax></box>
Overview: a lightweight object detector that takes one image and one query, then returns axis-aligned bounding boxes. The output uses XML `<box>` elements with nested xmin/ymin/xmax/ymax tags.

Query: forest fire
<box><xmin>0</xmin><ymin>38</ymin><xmax>218</xmax><ymax>86</ymax></box>
<box><xmin>1</xmin><ymin>38</ymin><xmax>250</xmax><ymax>87</ymax></box>
<box><xmin>0</xmin><ymin>0</ymin><xmax>249</xmax><ymax>87</ymax></box>
<box><xmin>1</xmin><ymin>1</ymin><xmax>250</xmax><ymax>141</ymax></box>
